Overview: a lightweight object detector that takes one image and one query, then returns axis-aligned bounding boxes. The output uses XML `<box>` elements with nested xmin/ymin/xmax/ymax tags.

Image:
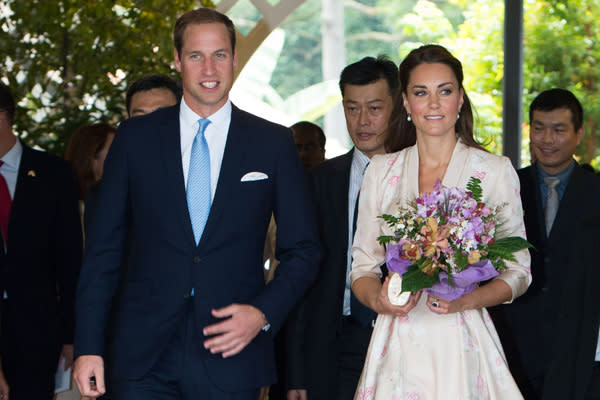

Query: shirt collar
<box><xmin>351</xmin><ymin>147</ymin><xmax>370</xmax><ymax>173</ymax></box>
<box><xmin>2</xmin><ymin>138</ymin><xmax>22</xmax><ymax>171</ymax></box>
<box><xmin>180</xmin><ymin>97</ymin><xmax>231</xmax><ymax>130</ymax></box>
<box><xmin>536</xmin><ymin>159</ymin><xmax>575</xmax><ymax>186</ymax></box>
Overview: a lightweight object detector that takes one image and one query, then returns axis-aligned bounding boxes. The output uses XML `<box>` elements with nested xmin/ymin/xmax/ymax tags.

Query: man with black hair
<box><xmin>126</xmin><ymin>73</ymin><xmax>182</xmax><ymax>117</ymax></box>
<box><xmin>490</xmin><ymin>88</ymin><xmax>600</xmax><ymax>399</ymax></box>
<box><xmin>286</xmin><ymin>56</ymin><xmax>398</xmax><ymax>400</ymax></box>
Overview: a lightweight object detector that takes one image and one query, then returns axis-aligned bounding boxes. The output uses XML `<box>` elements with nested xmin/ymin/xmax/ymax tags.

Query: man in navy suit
<box><xmin>286</xmin><ymin>56</ymin><xmax>398</xmax><ymax>400</ymax></box>
<box><xmin>0</xmin><ymin>82</ymin><xmax>82</xmax><ymax>399</ymax></box>
<box><xmin>73</xmin><ymin>8</ymin><xmax>320</xmax><ymax>400</ymax></box>
<box><xmin>489</xmin><ymin>89</ymin><xmax>600</xmax><ymax>399</ymax></box>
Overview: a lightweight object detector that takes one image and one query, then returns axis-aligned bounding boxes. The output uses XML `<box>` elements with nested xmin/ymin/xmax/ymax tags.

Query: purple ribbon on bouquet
<box><xmin>385</xmin><ymin>243</ymin><xmax>499</xmax><ymax>301</ymax></box>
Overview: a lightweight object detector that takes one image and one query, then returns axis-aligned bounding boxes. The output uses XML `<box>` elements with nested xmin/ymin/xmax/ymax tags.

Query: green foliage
<box><xmin>4</xmin><ymin>0</ymin><xmax>600</xmax><ymax>165</ymax></box>
<box><xmin>0</xmin><ymin>0</ymin><xmax>212</xmax><ymax>155</ymax></box>
<box><xmin>401</xmin><ymin>264</ymin><xmax>440</xmax><ymax>293</ymax></box>
<box><xmin>487</xmin><ymin>236</ymin><xmax>533</xmax><ymax>271</ymax></box>
<box><xmin>523</xmin><ymin>0</ymin><xmax>600</xmax><ymax>165</ymax></box>
<box><xmin>466</xmin><ymin>176</ymin><xmax>482</xmax><ymax>202</ymax></box>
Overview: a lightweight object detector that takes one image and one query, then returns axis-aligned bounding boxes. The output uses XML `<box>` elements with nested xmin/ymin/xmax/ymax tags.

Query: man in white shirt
<box><xmin>73</xmin><ymin>8</ymin><xmax>320</xmax><ymax>400</ymax></box>
<box><xmin>0</xmin><ymin>82</ymin><xmax>82</xmax><ymax>400</ymax></box>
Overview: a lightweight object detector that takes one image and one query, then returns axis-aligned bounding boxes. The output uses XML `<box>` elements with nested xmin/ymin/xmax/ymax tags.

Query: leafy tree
<box><xmin>0</xmin><ymin>0</ymin><xmax>214</xmax><ymax>155</ymax></box>
<box><xmin>524</xmin><ymin>0</ymin><xmax>600</xmax><ymax>166</ymax></box>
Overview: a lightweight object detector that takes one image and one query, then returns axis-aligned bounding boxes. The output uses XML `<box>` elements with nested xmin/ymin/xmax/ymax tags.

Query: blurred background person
<box><xmin>64</xmin><ymin>123</ymin><xmax>116</xmax><ymax>229</ymax></box>
<box><xmin>263</xmin><ymin>121</ymin><xmax>326</xmax><ymax>400</ymax></box>
<box><xmin>0</xmin><ymin>82</ymin><xmax>82</xmax><ymax>400</ymax></box>
<box><xmin>125</xmin><ymin>73</ymin><xmax>182</xmax><ymax>118</ymax></box>
<box><xmin>290</xmin><ymin>121</ymin><xmax>326</xmax><ymax>172</ymax></box>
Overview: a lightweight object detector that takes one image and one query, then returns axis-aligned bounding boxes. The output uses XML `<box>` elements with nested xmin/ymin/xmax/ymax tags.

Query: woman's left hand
<box><xmin>426</xmin><ymin>294</ymin><xmax>464</xmax><ymax>314</ymax></box>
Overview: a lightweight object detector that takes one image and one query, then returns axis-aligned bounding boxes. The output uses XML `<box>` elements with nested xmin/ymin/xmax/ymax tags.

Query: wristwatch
<box><xmin>261</xmin><ymin>312</ymin><xmax>271</xmax><ymax>332</ymax></box>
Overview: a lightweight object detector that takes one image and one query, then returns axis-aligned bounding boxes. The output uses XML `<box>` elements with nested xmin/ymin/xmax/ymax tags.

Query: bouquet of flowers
<box><xmin>378</xmin><ymin>177</ymin><xmax>531</xmax><ymax>305</ymax></box>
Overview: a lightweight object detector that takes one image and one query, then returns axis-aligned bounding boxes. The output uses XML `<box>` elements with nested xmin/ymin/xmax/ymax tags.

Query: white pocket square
<box><xmin>241</xmin><ymin>171</ymin><xmax>269</xmax><ymax>182</ymax></box>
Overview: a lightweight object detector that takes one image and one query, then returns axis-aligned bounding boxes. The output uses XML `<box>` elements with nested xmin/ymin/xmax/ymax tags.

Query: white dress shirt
<box><xmin>0</xmin><ymin>138</ymin><xmax>22</xmax><ymax>199</ymax></box>
<box><xmin>1</xmin><ymin>138</ymin><xmax>21</xmax><ymax>296</ymax></box>
<box><xmin>343</xmin><ymin>148</ymin><xmax>370</xmax><ymax>315</ymax></box>
<box><xmin>179</xmin><ymin>98</ymin><xmax>231</xmax><ymax>201</ymax></box>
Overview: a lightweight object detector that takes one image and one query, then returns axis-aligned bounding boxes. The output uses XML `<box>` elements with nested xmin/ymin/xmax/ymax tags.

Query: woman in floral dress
<box><xmin>350</xmin><ymin>45</ymin><xmax>530</xmax><ymax>400</ymax></box>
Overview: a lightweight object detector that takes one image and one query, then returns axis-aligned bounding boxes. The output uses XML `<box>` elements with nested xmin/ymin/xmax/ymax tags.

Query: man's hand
<box><xmin>203</xmin><ymin>304</ymin><xmax>267</xmax><ymax>358</ymax></box>
<box><xmin>73</xmin><ymin>355</ymin><xmax>106</xmax><ymax>399</ymax></box>
<box><xmin>58</xmin><ymin>344</ymin><xmax>74</xmax><ymax>370</ymax></box>
<box><xmin>257</xmin><ymin>386</ymin><xmax>269</xmax><ymax>400</ymax></box>
<box><xmin>0</xmin><ymin>364</ymin><xmax>9</xmax><ymax>400</ymax></box>
<box><xmin>287</xmin><ymin>389</ymin><xmax>307</xmax><ymax>400</ymax></box>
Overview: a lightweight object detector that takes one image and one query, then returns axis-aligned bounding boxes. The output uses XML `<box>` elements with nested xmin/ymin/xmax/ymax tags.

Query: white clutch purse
<box><xmin>387</xmin><ymin>272</ymin><xmax>411</xmax><ymax>306</ymax></box>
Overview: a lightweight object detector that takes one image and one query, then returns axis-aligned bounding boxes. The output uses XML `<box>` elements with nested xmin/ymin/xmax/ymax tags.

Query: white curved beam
<box><xmin>216</xmin><ymin>0</ymin><xmax>308</xmax><ymax>79</ymax></box>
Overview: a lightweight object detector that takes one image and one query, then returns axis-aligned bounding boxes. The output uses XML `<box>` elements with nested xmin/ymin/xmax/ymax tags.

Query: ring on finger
<box><xmin>432</xmin><ymin>300</ymin><xmax>439</xmax><ymax>308</ymax></box>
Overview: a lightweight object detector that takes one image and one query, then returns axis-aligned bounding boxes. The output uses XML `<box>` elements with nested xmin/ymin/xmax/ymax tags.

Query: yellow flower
<box><xmin>468</xmin><ymin>250</ymin><xmax>481</xmax><ymax>264</ymax></box>
<box><xmin>421</xmin><ymin>258</ymin><xmax>436</xmax><ymax>276</ymax></box>
<box><xmin>402</xmin><ymin>241</ymin><xmax>421</xmax><ymax>261</ymax></box>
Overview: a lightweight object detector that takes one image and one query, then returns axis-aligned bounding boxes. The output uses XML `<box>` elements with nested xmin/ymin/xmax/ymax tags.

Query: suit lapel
<box><xmin>10</xmin><ymin>145</ymin><xmax>38</xmax><ymax>236</ymax></box>
<box><xmin>198</xmin><ymin>105</ymin><xmax>250</xmax><ymax>247</ymax></box>
<box><xmin>549</xmin><ymin>164</ymin><xmax>584</xmax><ymax>242</ymax></box>
<box><xmin>519</xmin><ymin>165</ymin><xmax>545</xmax><ymax>246</ymax></box>
<box><xmin>157</xmin><ymin>105</ymin><xmax>197</xmax><ymax>247</ymax></box>
<box><xmin>337</xmin><ymin>150</ymin><xmax>353</xmax><ymax>244</ymax></box>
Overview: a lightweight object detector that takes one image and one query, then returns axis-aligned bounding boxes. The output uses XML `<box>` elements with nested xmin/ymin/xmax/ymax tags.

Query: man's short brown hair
<box><xmin>174</xmin><ymin>8</ymin><xmax>236</xmax><ymax>57</ymax></box>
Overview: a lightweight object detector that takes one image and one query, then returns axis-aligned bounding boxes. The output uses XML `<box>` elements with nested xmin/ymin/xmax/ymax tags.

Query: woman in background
<box><xmin>58</xmin><ymin>122</ymin><xmax>115</xmax><ymax>400</ymax></box>
<box><xmin>64</xmin><ymin>122</ymin><xmax>116</xmax><ymax>229</ymax></box>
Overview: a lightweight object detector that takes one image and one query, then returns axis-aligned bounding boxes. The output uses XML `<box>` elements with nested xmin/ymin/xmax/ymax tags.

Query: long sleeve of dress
<box><xmin>486</xmin><ymin>156</ymin><xmax>531</xmax><ymax>302</ymax></box>
<box><xmin>350</xmin><ymin>153</ymin><xmax>396</xmax><ymax>284</ymax></box>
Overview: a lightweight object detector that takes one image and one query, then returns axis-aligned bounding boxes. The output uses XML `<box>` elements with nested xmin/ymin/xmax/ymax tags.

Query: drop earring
<box><xmin>407</xmin><ymin>113</ymin><xmax>412</xmax><ymax>122</ymax></box>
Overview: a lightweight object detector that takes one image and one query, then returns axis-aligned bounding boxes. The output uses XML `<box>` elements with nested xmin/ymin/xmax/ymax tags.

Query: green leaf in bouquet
<box><xmin>379</xmin><ymin>214</ymin><xmax>399</xmax><ymax>227</ymax></box>
<box><xmin>378</xmin><ymin>235</ymin><xmax>396</xmax><ymax>245</ymax></box>
<box><xmin>487</xmin><ymin>236</ymin><xmax>533</xmax><ymax>269</ymax></box>
<box><xmin>491</xmin><ymin>236</ymin><xmax>534</xmax><ymax>251</ymax></box>
<box><xmin>466</xmin><ymin>177</ymin><xmax>483</xmax><ymax>202</ymax></box>
<box><xmin>452</xmin><ymin>246</ymin><xmax>469</xmax><ymax>272</ymax></box>
<box><xmin>401</xmin><ymin>265</ymin><xmax>440</xmax><ymax>293</ymax></box>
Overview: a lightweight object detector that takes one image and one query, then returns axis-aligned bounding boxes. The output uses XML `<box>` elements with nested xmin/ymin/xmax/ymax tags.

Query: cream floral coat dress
<box><xmin>350</xmin><ymin>141</ymin><xmax>531</xmax><ymax>400</ymax></box>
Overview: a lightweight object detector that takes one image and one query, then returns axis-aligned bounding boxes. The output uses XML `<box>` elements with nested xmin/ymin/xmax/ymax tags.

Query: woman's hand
<box><xmin>375</xmin><ymin>277</ymin><xmax>421</xmax><ymax>317</ymax></box>
<box><xmin>426</xmin><ymin>294</ymin><xmax>465</xmax><ymax>314</ymax></box>
<box><xmin>426</xmin><ymin>279</ymin><xmax>513</xmax><ymax>314</ymax></box>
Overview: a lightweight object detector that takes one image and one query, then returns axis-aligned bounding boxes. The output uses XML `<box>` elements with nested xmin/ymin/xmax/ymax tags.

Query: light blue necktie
<box><xmin>187</xmin><ymin>118</ymin><xmax>212</xmax><ymax>244</ymax></box>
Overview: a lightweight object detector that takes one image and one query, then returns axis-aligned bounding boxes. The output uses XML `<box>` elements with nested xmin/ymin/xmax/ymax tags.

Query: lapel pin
<box><xmin>27</xmin><ymin>170</ymin><xmax>36</xmax><ymax>177</ymax></box>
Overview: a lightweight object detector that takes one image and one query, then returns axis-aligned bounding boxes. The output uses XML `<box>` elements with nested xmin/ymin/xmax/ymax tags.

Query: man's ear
<box><xmin>576</xmin><ymin>125</ymin><xmax>585</xmax><ymax>145</ymax></box>
<box><xmin>174</xmin><ymin>49</ymin><xmax>182</xmax><ymax>72</ymax></box>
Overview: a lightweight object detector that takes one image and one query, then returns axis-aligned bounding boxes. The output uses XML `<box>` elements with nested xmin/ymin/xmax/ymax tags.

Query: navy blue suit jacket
<box><xmin>0</xmin><ymin>143</ymin><xmax>82</xmax><ymax>398</ymax></box>
<box><xmin>74</xmin><ymin>104</ymin><xmax>320</xmax><ymax>390</ymax></box>
<box><xmin>489</xmin><ymin>162</ymin><xmax>600</xmax><ymax>395</ymax></box>
<box><xmin>286</xmin><ymin>150</ymin><xmax>353</xmax><ymax>394</ymax></box>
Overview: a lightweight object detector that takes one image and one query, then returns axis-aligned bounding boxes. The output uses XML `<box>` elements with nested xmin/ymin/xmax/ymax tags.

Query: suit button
<box><xmin>193</xmin><ymin>256</ymin><xmax>202</xmax><ymax>264</ymax></box>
